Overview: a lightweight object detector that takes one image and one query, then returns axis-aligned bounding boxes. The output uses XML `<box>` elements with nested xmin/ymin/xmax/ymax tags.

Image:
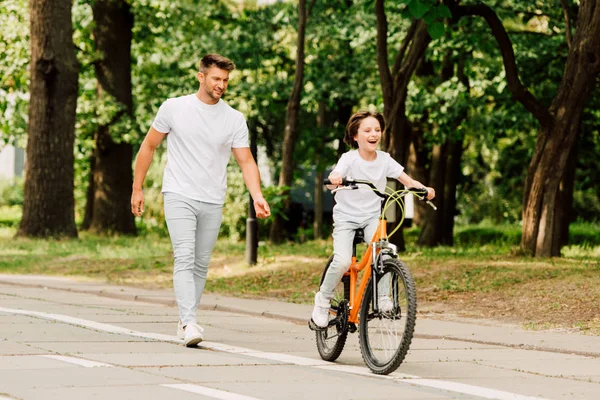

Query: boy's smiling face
<box><xmin>353</xmin><ymin>116</ymin><xmax>382</xmax><ymax>152</ymax></box>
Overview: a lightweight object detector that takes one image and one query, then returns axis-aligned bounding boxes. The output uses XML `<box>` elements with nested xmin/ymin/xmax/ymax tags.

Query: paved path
<box><xmin>1</xmin><ymin>274</ymin><xmax>599</xmax><ymax>400</ymax></box>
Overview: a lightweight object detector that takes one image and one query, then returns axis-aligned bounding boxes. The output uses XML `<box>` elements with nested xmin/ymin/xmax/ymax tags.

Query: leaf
<box><xmin>436</xmin><ymin>4</ymin><xmax>452</xmax><ymax>19</ymax></box>
<box><xmin>423</xmin><ymin>8</ymin><xmax>436</xmax><ymax>25</ymax></box>
<box><xmin>362</xmin><ymin>0</ymin><xmax>376</xmax><ymax>12</ymax></box>
<box><xmin>409</xmin><ymin>0</ymin><xmax>431</xmax><ymax>19</ymax></box>
<box><xmin>427</xmin><ymin>21</ymin><xmax>445</xmax><ymax>40</ymax></box>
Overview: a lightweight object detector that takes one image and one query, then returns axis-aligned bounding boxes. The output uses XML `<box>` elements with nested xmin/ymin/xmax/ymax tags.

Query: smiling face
<box><xmin>353</xmin><ymin>116</ymin><xmax>382</xmax><ymax>153</ymax></box>
<box><xmin>197</xmin><ymin>66</ymin><xmax>230</xmax><ymax>104</ymax></box>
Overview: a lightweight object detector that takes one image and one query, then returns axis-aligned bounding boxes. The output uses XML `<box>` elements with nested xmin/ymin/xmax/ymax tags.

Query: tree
<box><xmin>81</xmin><ymin>0</ymin><xmax>136</xmax><ymax>234</ymax></box>
<box><xmin>270</xmin><ymin>0</ymin><xmax>315</xmax><ymax>243</ymax></box>
<box><xmin>375</xmin><ymin>1</ymin><xmax>431</xmax><ymax>250</ymax></box>
<box><xmin>18</xmin><ymin>0</ymin><xmax>79</xmax><ymax>237</ymax></box>
<box><xmin>450</xmin><ymin>0</ymin><xmax>600</xmax><ymax>256</ymax></box>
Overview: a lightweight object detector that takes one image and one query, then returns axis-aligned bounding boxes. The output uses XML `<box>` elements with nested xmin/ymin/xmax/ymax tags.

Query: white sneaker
<box><xmin>378</xmin><ymin>296</ymin><xmax>394</xmax><ymax>313</ymax></box>
<box><xmin>311</xmin><ymin>292</ymin><xmax>331</xmax><ymax>328</ymax></box>
<box><xmin>183</xmin><ymin>323</ymin><xmax>204</xmax><ymax>347</ymax></box>
<box><xmin>177</xmin><ymin>321</ymin><xmax>184</xmax><ymax>339</ymax></box>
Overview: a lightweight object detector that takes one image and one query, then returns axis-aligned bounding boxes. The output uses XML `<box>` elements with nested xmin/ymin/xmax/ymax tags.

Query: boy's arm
<box><xmin>232</xmin><ymin>147</ymin><xmax>271</xmax><ymax>218</ymax></box>
<box><xmin>397</xmin><ymin>172</ymin><xmax>436</xmax><ymax>200</ymax></box>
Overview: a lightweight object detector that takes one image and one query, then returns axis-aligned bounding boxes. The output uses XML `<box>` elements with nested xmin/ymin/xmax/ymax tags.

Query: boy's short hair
<box><xmin>344</xmin><ymin>111</ymin><xmax>385</xmax><ymax>149</ymax></box>
<box><xmin>199</xmin><ymin>54</ymin><xmax>236</xmax><ymax>73</ymax></box>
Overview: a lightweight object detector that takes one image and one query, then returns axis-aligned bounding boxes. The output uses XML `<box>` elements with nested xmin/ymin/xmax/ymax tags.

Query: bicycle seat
<box><xmin>353</xmin><ymin>229</ymin><xmax>364</xmax><ymax>245</ymax></box>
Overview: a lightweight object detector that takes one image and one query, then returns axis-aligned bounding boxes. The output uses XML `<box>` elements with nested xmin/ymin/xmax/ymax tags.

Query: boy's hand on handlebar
<box><xmin>425</xmin><ymin>187</ymin><xmax>435</xmax><ymax>200</ymax></box>
<box><xmin>328</xmin><ymin>172</ymin><xmax>343</xmax><ymax>186</ymax></box>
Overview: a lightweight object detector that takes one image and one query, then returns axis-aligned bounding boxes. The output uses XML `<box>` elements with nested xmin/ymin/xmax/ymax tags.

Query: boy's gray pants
<box><xmin>319</xmin><ymin>216</ymin><xmax>380</xmax><ymax>299</ymax></box>
<box><xmin>164</xmin><ymin>192</ymin><xmax>223</xmax><ymax>327</ymax></box>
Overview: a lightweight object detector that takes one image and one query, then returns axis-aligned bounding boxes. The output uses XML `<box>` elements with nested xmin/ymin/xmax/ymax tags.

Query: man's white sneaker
<box><xmin>177</xmin><ymin>321</ymin><xmax>184</xmax><ymax>339</ymax></box>
<box><xmin>378</xmin><ymin>296</ymin><xmax>394</xmax><ymax>313</ymax></box>
<box><xmin>311</xmin><ymin>292</ymin><xmax>331</xmax><ymax>328</ymax></box>
<box><xmin>183</xmin><ymin>323</ymin><xmax>204</xmax><ymax>347</ymax></box>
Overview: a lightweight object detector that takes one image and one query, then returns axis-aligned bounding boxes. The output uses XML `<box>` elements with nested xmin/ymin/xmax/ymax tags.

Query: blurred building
<box><xmin>0</xmin><ymin>144</ymin><xmax>24</xmax><ymax>181</ymax></box>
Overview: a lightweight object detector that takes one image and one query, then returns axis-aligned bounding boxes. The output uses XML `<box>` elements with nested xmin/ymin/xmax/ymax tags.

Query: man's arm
<box><xmin>232</xmin><ymin>147</ymin><xmax>271</xmax><ymax>218</ymax></box>
<box><xmin>131</xmin><ymin>127</ymin><xmax>166</xmax><ymax>216</ymax></box>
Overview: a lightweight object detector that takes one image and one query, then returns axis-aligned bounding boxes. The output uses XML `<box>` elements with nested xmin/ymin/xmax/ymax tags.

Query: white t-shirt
<box><xmin>331</xmin><ymin>150</ymin><xmax>404</xmax><ymax>220</ymax></box>
<box><xmin>152</xmin><ymin>94</ymin><xmax>249</xmax><ymax>205</ymax></box>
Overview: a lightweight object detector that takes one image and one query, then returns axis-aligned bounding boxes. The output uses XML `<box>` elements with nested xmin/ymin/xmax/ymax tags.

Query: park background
<box><xmin>0</xmin><ymin>0</ymin><xmax>599</xmax><ymax>333</ymax></box>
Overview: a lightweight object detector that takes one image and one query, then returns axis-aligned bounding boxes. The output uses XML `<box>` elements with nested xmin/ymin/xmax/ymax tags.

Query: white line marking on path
<box><xmin>402</xmin><ymin>379</ymin><xmax>545</xmax><ymax>400</ymax></box>
<box><xmin>0</xmin><ymin>306</ymin><xmax>547</xmax><ymax>400</ymax></box>
<box><xmin>40</xmin><ymin>354</ymin><xmax>113</xmax><ymax>368</ymax></box>
<box><xmin>162</xmin><ymin>384</ymin><xmax>263</xmax><ymax>400</ymax></box>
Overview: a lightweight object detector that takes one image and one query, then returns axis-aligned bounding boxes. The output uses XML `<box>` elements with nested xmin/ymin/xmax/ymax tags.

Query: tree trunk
<box><xmin>80</xmin><ymin>154</ymin><xmax>95</xmax><ymax>230</ymax></box>
<box><xmin>557</xmin><ymin>143</ymin><xmax>578</xmax><ymax>247</ymax></box>
<box><xmin>521</xmin><ymin>0</ymin><xmax>600</xmax><ymax>257</ymax></box>
<box><xmin>417</xmin><ymin>139</ymin><xmax>463</xmax><ymax>246</ymax></box>
<box><xmin>313</xmin><ymin>101</ymin><xmax>327</xmax><ymax>239</ymax></box>
<box><xmin>270</xmin><ymin>0</ymin><xmax>308</xmax><ymax>243</ymax></box>
<box><xmin>452</xmin><ymin>0</ymin><xmax>600</xmax><ymax>257</ymax></box>
<box><xmin>417</xmin><ymin>54</ymin><xmax>468</xmax><ymax>247</ymax></box>
<box><xmin>85</xmin><ymin>0</ymin><xmax>136</xmax><ymax>234</ymax></box>
<box><xmin>375</xmin><ymin>0</ymin><xmax>431</xmax><ymax>250</ymax></box>
<box><xmin>18</xmin><ymin>0</ymin><xmax>79</xmax><ymax>238</ymax></box>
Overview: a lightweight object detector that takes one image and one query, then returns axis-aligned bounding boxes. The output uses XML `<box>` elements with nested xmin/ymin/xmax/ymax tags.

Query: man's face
<box><xmin>198</xmin><ymin>66</ymin><xmax>230</xmax><ymax>101</ymax></box>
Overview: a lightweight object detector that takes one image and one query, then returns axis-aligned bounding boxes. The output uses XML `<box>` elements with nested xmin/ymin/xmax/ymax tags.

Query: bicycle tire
<box><xmin>315</xmin><ymin>255</ymin><xmax>351</xmax><ymax>361</ymax></box>
<box><xmin>359</xmin><ymin>258</ymin><xmax>417</xmax><ymax>375</ymax></box>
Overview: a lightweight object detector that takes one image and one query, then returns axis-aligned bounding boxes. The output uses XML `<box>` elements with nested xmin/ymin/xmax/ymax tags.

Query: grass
<box><xmin>0</xmin><ymin>226</ymin><xmax>598</xmax><ymax>335</ymax></box>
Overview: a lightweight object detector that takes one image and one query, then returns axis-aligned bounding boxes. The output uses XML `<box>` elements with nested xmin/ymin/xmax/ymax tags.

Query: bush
<box><xmin>0</xmin><ymin>205</ymin><xmax>21</xmax><ymax>227</ymax></box>
<box><xmin>0</xmin><ymin>178</ymin><xmax>24</xmax><ymax>207</ymax></box>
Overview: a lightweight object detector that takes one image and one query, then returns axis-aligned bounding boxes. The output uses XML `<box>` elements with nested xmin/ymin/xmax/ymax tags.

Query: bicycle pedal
<box><xmin>308</xmin><ymin>319</ymin><xmax>327</xmax><ymax>331</ymax></box>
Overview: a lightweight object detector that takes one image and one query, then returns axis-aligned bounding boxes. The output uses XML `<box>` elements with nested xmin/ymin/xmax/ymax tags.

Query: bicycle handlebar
<box><xmin>324</xmin><ymin>178</ymin><xmax>436</xmax><ymax>209</ymax></box>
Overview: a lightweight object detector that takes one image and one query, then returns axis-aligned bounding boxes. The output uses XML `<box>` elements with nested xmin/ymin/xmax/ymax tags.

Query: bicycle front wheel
<box><xmin>359</xmin><ymin>258</ymin><xmax>417</xmax><ymax>375</ymax></box>
<box><xmin>315</xmin><ymin>255</ymin><xmax>350</xmax><ymax>362</ymax></box>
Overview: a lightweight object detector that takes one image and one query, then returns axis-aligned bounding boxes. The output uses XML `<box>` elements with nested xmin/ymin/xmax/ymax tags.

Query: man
<box><xmin>131</xmin><ymin>53</ymin><xmax>270</xmax><ymax>347</ymax></box>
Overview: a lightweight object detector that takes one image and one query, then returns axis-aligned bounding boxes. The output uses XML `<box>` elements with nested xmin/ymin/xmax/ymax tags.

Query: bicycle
<box><xmin>309</xmin><ymin>178</ymin><xmax>436</xmax><ymax>375</ymax></box>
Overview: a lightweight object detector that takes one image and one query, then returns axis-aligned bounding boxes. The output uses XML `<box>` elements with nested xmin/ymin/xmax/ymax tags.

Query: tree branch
<box><xmin>375</xmin><ymin>0</ymin><xmax>393</xmax><ymax>107</ymax></box>
<box><xmin>392</xmin><ymin>19</ymin><xmax>418</xmax><ymax>77</ymax></box>
<box><xmin>306</xmin><ymin>0</ymin><xmax>317</xmax><ymax>20</ymax></box>
<box><xmin>453</xmin><ymin>4</ymin><xmax>554</xmax><ymax>128</ymax></box>
<box><xmin>560</xmin><ymin>0</ymin><xmax>573</xmax><ymax>49</ymax></box>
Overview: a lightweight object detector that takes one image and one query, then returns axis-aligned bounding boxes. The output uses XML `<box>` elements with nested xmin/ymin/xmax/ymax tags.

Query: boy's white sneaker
<box><xmin>378</xmin><ymin>296</ymin><xmax>394</xmax><ymax>313</ymax></box>
<box><xmin>183</xmin><ymin>323</ymin><xmax>204</xmax><ymax>347</ymax></box>
<box><xmin>311</xmin><ymin>292</ymin><xmax>331</xmax><ymax>328</ymax></box>
<box><xmin>177</xmin><ymin>321</ymin><xmax>184</xmax><ymax>339</ymax></box>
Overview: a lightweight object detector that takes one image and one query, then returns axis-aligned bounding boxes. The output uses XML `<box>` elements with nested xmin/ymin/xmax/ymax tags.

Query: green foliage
<box><xmin>221</xmin><ymin>164</ymin><xmax>250</xmax><ymax>241</ymax></box>
<box><xmin>0</xmin><ymin>178</ymin><xmax>24</xmax><ymax>207</ymax></box>
<box><xmin>0</xmin><ymin>205</ymin><xmax>21</xmax><ymax>227</ymax></box>
<box><xmin>1</xmin><ymin>0</ymin><xmax>599</xmax><ymax>239</ymax></box>
<box><xmin>0</xmin><ymin>0</ymin><xmax>29</xmax><ymax>144</ymax></box>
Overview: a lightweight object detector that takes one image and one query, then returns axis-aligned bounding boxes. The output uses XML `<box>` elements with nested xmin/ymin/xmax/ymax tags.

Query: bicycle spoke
<box><xmin>359</xmin><ymin>259</ymin><xmax>417</xmax><ymax>375</ymax></box>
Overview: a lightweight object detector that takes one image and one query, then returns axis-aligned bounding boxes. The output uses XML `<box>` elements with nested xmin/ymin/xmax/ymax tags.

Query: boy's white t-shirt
<box><xmin>152</xmin><ymin>94</ymin><xmax>249</xmax><ymax>205</ymax></box>
<box><xmin>331</xmin><ymin>150</ymin><xmax>404</xmax><ymax>220</ymax></box>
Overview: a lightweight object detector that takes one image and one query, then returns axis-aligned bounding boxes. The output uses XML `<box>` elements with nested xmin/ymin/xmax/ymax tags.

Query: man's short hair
<box><xmin>199</xmin><ymin>54</ymin><xmax>235</xmax><ymax>73</ymax></box>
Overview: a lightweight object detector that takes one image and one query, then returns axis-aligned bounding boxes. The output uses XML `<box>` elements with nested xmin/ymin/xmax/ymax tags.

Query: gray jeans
<box><xmin>319</xmin><ymin>216</ymin><xmax>380</xmax><ymax>299</ymax></box>
<box><xmin>164</xmin><ymin>192</ymin><xmax>223</xmax><ymax>327</ymax></box>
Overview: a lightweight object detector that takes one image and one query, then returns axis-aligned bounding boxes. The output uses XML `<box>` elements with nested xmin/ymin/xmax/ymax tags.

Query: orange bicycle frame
<box><xmin>345</xmin><ymin>218</ymin><xmax>387</xmax><ymax>324</ymax></box>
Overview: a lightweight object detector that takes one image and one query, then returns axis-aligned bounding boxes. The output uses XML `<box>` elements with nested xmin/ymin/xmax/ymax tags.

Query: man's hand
<box><xmin>131</xmin><ymin>189</ymin><xmax>145</xmax><ymax>217</ymax></box>
<box><xmin>253</xmin><ymin>196</ymin><xmax>271</xmax><ymax>219</ymax></box>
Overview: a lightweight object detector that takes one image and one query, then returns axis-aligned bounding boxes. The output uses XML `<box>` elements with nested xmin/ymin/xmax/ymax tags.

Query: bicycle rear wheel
<box><xmin>315</xmin><ymin>255</ymin><xmax>350</xmax><ymax>361</ymax></box>
<box><xmin>359</xmin><ymin>258</ymin><xmax>416</xmax><ymax>375</ymax></box>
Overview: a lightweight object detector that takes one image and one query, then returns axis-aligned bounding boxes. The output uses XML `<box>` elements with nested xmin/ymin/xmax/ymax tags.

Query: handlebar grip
<box><xmin>323</xmin><ymin>177</ymin><xmax>349</xmax><ymax>186</ymax></box>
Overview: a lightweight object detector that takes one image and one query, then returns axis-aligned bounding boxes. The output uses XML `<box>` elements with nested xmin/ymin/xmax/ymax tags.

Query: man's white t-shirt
<box><xmin>152</xmin><ymin>94</ymin><xmax>249</xmax><ymax>205</ymax></box>
<box><xmin>332</xmin><ymin>150</ymin><xmax>404</xmax><ymax>220</ymax></box>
